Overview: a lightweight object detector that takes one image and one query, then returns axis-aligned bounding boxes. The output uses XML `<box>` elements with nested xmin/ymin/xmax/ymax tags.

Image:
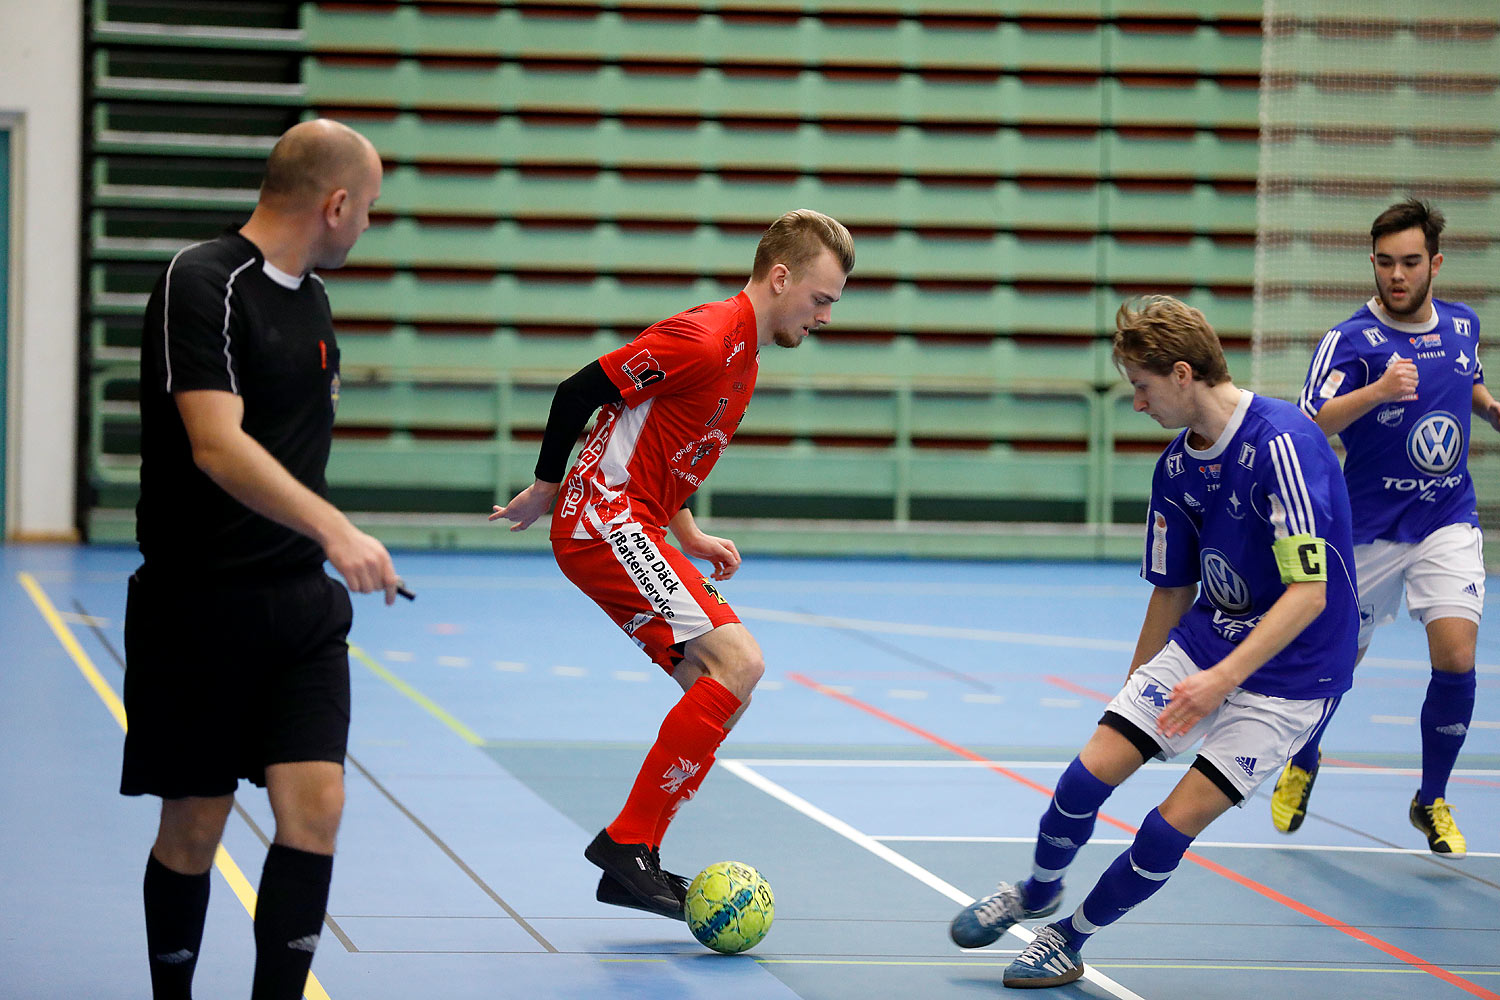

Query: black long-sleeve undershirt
<box><xmin>534</xmin><ymin>361</ymin><xmax>623</xmax><ymax>483</ymax></box>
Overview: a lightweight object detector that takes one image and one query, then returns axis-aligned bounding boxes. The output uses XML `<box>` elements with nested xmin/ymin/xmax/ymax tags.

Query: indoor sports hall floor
<box><xmin>4</xmin><ymin>542</ymin><xmax>1498</xmax><ymax>1000</ymax></box>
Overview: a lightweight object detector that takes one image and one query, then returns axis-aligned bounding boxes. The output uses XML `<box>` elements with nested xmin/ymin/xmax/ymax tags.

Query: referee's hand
<box><xmin>327</xmin><ymin>526</ymin><xmax>401</xmax><ymax>605</ymax></box>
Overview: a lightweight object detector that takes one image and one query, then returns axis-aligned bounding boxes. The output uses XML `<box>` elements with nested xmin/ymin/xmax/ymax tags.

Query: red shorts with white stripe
<box><xmin>553</xmin><ymin>523</ymin><xmax>741</xmax><ymax>672</ymax></box>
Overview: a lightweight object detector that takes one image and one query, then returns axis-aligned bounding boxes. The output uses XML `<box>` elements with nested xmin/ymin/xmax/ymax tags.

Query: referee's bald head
<box><xmin>259</xmin><ymin>119</ymin><xmax>379</xmax><ymax>209</ymax></box>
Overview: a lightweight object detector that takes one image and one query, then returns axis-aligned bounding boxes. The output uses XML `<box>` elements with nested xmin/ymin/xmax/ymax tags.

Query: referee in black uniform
<box><xmin>121</xmin><ymin>118</ymin><xmax>401</xmax><ymax>1000</ymax></box>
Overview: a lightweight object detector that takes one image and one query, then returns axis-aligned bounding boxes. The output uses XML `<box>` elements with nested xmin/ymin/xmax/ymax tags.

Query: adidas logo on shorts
<box><xmin>1234</xmin><ymin>756</ymin><xmax>1257</xmax><ymax>778</ymax></box>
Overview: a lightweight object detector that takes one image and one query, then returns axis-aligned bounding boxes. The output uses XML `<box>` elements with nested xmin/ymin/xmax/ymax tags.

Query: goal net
<box><xmin>1252</xmin><ymin>2</ymin><xmax>1500</xmax><ymax>542</ymax></box>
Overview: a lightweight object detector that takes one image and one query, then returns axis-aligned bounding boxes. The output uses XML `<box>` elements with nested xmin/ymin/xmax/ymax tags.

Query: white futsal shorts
<box><xmin>1355</xmin><ymin>522</ymin><xmax>1485</xmax><ymax>648</ymax></box>
<box><xmin>1106</xmin><ymin>641</ymin><xmax>1335</xmax><ymax>803</ymax></box>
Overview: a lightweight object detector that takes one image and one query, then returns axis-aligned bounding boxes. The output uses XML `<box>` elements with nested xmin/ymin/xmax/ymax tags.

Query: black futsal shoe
<box><xmin>585</xmin><ymin>830</ymin><xmax>685</xmax><ymax>919</ymax></box>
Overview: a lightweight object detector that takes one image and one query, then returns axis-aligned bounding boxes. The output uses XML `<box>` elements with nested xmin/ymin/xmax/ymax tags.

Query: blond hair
<box><xmin>1113</xmin><ymin>295</ymin><xmax>1230</xmax><ymax>386</ymax></box>
<box><xmin>751</xmin><ymin>209</ymin><xmax>855</xmax><ymax>280</ymax></box>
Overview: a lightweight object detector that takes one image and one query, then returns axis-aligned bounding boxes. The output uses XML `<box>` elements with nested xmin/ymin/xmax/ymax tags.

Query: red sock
<box><xmin>651</xmin><ymin>752</ymin><xmax>714</xmax><ymax>849</ymax></box>
<box><xmin>607</xmin><ymin>676</ymin><xmax>740</xmax><ymax>845</ymax></box>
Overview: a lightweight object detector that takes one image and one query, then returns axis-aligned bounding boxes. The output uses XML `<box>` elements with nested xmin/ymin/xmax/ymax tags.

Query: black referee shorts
<box><xmin>120</xmin><ymin>565</ymin><xmax>354</xmax><ymax>799</ymax></box>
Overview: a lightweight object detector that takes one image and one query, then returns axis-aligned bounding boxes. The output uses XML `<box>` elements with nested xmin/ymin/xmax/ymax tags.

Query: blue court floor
<box><xmin>3</xmin><ymin>542</ymin><xmax>1498</xmax><ymax>1000</ymax></box>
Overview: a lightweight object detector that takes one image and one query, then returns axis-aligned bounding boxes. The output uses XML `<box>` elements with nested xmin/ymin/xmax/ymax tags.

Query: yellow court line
<box><xmin>349</xmin><ymin>644</ymin><xmax>485</xmax><ymax>746</ymax></box>
<box><xmin>1091</xmin><ymin>965</ymin><xmax>1499</xmax><ymax>977</ymax></box>
<box><xmin>19</xmin><ymin>572</ymin><xmax>129</xmax><ymax>730</ymax></box>
<box><xmin>17</xmin><ymin>571</ymin><xmax>333</xmax><ymax>1000</ymax></box>
<box><xmin>597</xmin><ymin>957</ymin><xmax>1498</xmax><ymax>977</ymax></box>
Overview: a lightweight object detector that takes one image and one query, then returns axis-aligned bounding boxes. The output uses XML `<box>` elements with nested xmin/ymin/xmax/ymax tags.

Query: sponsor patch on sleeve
<box><xmin>1317</xmin><ymin>369</ymin><xmax>1346</xmax><ymax>400</ymax></box>
<box><xmin>1150</xmin><ymin>511</ymin><xmax>1168</xmax><ymax>575</ymax></box>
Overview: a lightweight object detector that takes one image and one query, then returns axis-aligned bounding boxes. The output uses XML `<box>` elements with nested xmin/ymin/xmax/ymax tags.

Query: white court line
<box><xmin>377</xmin><ymin>575</ymin><xmax>1144</xmax><ymax>599</ymax></box>
<box><xmin>733</xmin><ymin>605</ymin><xmax>1500</xmax><ymax>673</ymax></box>
<box><xmin>727</xmin><ymin>758</ymin><xmax>1500</xmax><ymax>777</ymax></box>
<box><xmin>735</xmin><ymin>606</ymin><xmax>1135</xmax><ymax>651</ymax></box>
<box><xmin>1369</xmin><ymin>716</ymin><xmax>1500</xmax><ymax>729</ymax></box>
<box><xmin>872</xmin><ymin>835</ymin><xmax>1500</xmax><ymax>859</ymax></box>
<box><xmin>1361</xmin><ymin>655</ymin><xmax>1500</xmax><ymax>675</ymax></box>
<box><xmin>721</xmin><ymin>759</ymin><xmax>1149</xmax><ymax>1000</ymax></box>
<box><xmin>85</xmin><ymin>565</ymin><xmax>1500</xmax><ymax>673</ymax></box>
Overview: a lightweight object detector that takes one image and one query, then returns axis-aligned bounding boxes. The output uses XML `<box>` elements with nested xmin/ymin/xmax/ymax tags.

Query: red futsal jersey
<box><xmin>552</xmin><ymin>292</ymin><xmax>759</xmax><ymax>540</ymax></box>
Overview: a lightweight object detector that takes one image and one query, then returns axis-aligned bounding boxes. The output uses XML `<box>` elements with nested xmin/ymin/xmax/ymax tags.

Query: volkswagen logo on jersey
<box><xmin>1200</xmin><ymin>548</ymin><xmax>1252</xmax><ymax>614</ymax></box>
<box><xmin>1406</xmin><ymin>412</ymin><xmax>1463</xmax><ymax>475</ymax></box>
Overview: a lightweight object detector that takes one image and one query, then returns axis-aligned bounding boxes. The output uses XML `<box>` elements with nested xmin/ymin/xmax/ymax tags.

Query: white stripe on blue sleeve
<box><xmin>1267</xmin><ymin>432</ymin><xmax>1317</xmax><ymax>538</ymax></box>
<box><xmin>1298</xmin><ymin>330</ymin><xmax>1342</xmax><ymax>417</ymax></box>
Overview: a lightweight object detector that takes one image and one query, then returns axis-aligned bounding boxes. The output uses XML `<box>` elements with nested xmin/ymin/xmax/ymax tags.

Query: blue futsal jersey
<box><xmin>1299</xmin><ymin>296</ymin><xmax>1482</xmax><ymax>544</ymax></box>
<box><xmin>1143</xmin><ymin>391</ymin><xmax>1358</xmax><ymax>700</ymax></box>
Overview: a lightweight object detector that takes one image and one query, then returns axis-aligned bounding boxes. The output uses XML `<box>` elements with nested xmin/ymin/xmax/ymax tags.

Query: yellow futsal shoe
<box><xmin>1270</xmin><ymin>751</ymin><xmax>1320</xmax><ymax>834</ymax></box>
<box><xmin>1409</xmin><ymin>795</ymin><xmax>1467</xmax><ymax>858</ymax></box>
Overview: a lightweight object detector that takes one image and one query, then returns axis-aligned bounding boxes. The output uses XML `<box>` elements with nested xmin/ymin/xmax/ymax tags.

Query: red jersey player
<box><xmin>489</xmin><ymin>210</ymin><xmax>855</xmax><ymax>918</ymax></box>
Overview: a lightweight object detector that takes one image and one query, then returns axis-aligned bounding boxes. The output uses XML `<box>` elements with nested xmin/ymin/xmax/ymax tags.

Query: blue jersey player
<box><xmin>949</xmin><ymin>296</ymin><xmax>1359</xmax><ymax>989</ymax></box>
<box><xmin>1271</xmin><ymin>199</ymin><xmax>1498</xmax><ymax>856</ymax></box>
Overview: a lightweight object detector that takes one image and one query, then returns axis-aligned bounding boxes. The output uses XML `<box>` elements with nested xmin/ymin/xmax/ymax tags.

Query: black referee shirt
<box><xmin>136</xmin><ymin>230</ymin><xmax>340</xmax><ymax>578</ymax></box>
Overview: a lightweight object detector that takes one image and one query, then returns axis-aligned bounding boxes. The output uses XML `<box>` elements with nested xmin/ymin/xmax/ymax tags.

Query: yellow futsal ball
<box><xmin>684</xmin><ymin>861</ymin><xmax>775</xmax><ymax>954</ymax></box>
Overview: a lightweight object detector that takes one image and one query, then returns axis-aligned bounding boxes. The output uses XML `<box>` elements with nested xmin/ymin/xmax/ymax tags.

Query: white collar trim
<box><xmin>1185</xmin><ymin>388</ymin><xmax>1252</xmax><ymax>461</ymax></box>
<box><xmin>1367</xmin><ymin>296</ymin><xmax>1437</xmax><ymax>334</ymax></box>
<box><xmin>262</xmin><ymin>259</ymin><xmax>304</xmax><ymax>289</ymax></box>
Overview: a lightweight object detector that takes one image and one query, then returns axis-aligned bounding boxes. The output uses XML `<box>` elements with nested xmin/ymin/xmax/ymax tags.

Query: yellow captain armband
<box><xmin>1273</xmin><ymin>534</ymin><xmax>1327</xmax><ymax>583</ymax></box>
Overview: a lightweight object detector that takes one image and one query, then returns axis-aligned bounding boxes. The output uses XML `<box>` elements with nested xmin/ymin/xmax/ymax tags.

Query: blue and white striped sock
<box><xmin>1059</xmin><ymin>807</ymin><xmax>1193</xmax><ymax>952</ymax></box>
<box><xmin>1024</xmin><ymin>757</ymin><xmax>1115</xmax><ymax>911</ymax></box>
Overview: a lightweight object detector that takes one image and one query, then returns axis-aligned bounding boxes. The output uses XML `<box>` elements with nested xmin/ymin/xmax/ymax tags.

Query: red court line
<box><xmin>788</xmin><ymin>671</ymin><xmax>1500</xmax><ymax>1000</ymax></box>
<box><xmin>1045</xmin><ymin>674</ymin><xmax>1114</xmax><ymax>703</ymax></box>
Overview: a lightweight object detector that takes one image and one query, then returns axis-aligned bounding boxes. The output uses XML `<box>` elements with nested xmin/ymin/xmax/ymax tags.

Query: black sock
<box><xmin>143</xmin><ymin>852</ymin><xmax>210</xmax><ymax>1000</ymax></box>
<box><xmin>251</xmin><ymin>844</ymin><xmax>334</xmax><ymax>1000</ymax></box>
